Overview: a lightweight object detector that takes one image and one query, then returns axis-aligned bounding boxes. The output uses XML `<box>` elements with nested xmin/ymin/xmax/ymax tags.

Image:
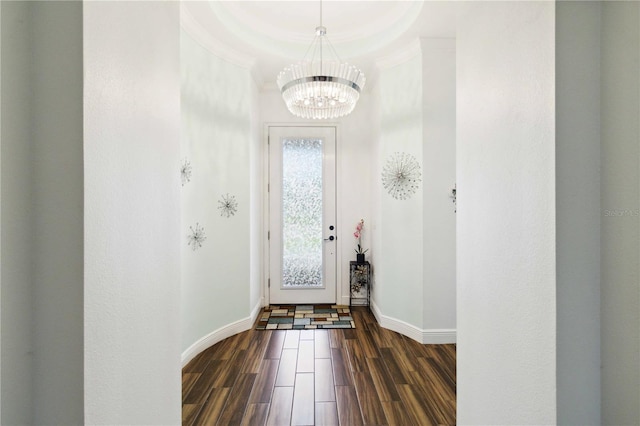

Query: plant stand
<box><xmin>349</xmin><ymin>261</ymin><xmax>371</xmax><ymax>308</ymax></box>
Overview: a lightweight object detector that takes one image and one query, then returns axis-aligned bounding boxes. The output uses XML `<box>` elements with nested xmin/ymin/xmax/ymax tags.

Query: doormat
<box><xmin>255</xmin><ymin>305</ymin><xmax>355</xmax><ymax>330</ymax></box>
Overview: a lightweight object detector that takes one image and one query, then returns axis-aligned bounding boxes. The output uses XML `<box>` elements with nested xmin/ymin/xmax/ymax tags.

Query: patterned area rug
<box><xmin>256</xmin><ymin>305</ymin><xmax>355</xmax><ymax>330</ymax></box>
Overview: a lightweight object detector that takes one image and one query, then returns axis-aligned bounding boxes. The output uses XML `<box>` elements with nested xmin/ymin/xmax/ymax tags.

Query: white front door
<box><xmin>268</xmin><ymin>126</ymin><xmax>337</xmax><ymax>304</ymax></box>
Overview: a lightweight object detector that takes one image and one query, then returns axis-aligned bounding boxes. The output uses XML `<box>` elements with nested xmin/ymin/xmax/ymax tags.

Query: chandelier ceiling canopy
<box><xmin>276</xmin><ymin>1</ymin><xmax>366</xmax><ymax>120</ymax></box>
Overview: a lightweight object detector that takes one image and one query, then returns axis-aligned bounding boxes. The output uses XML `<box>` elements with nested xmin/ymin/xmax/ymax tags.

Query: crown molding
<box><xmin>181</xmin><ymin>3</ymin><xmax>263</xmax><ymax>87</ymax></box>
<box><xmin>209</xmin><ymin>0</ymin><xmax>424</xmax><ymax>52</ymax></box>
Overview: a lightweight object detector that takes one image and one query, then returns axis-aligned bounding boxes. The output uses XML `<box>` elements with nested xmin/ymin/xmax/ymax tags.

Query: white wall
<box><xmin>421</xmin><ymin>38</ymin><xmax>456</xmax><ymax>339</ymax></box>
<box><xmin>1</xmin><ymin>2</ymin><xmax>33</xmax><ymax>423</ymax></box>
<box><xmin>373</xmin><ymin>40</ymin><xmax>456</xmax><ymax>343</ymax></box>
<box><xmin>370</xmin><ymin>77</ymin><xmax>383</xmax><ymax>324</ymax></box>
<box><xmin>260</xmin><ymin>87</ymin><xmax>374</xmax><ymax>307</ymax></box>
<box><xmin>180</xmin><ymin>28</ymin><xmax>255</xmax><ymax>356</ymax></box>
<box><xmin>600</xmin><ymin>2</ymin><xmax>640</xmax><ymax>424</ymax></box>
<box><xmin>376</xmin><ymin>50</ymin><xmax>424</xmax><ymax>329</ymax></box>
<box><xmin>456</xmin><ymin>2</ymin><xmax>556</xmax><ymax>424</ymax></box>
<box><xmin>556</xmin><ymin>2</ymin><xmax>601</xmax><ymax>424</ymax></box>
<box><xmin>83</xmin><ymin>2</ymin><xmax>182</xmax><ymax>424</ymax></box>
<box><xmin>249</xmin><ymin>74</ymin><xmax>262</xmax><ymax>316</ymax></box>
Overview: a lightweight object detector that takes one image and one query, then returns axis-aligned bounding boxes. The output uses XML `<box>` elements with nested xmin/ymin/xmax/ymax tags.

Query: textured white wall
<box><xmin>377</xmin><ymin>52</ymin><xmax>424</xmax><ymax>328</ymax></box>
<box><xmin>1</xmin><ymin>2</ymin><xmax>33</xmax><ymax>423</ymax></box>
<box><xmin>556</xmin><ymin>2</ymin><xmax>601</xmax><ymax>424</ymax></box>
<box><xmin>370</xmin><ymin>81</ymin><xmax>383</xmax><ymax>326</ymax></box>
<box><xmin>601</xmin><ymin>2</ymin><xmax>640</xmax><ymax>424</ymax></box>
<box><xmin>259</xmin><ymin>88</ymin><xmax>374</xmax><ymax>307</ymax></box>
<box><xmin>421</xmin><ymin>38</ymin><xmax>456</xmax><ymax>337</ymax></box>
<box><xmin>249</xmin><ymin>76</ymin><xmax>262</xmax><ymax>314</ymax></box>
<box><xmin>456</xmin><ymin>2</ymin><xmax>556</xmax><ymax>424</ymax></box>
<box><xmin>334</xmin><ymin>91</ymin><xmax>375</xmax><ymax>306</ymax></box>
<box><xmin>180</xmin><ymin>29</ymin><xmax>252</xmax><ymax>352</ymax></box>
<box><xmin>334</xmin><ymin>93</ymin><xmax>376</xmax><ymax>306</ymax></box>
<box><xmin>84</xmin><ymin>2</ymin><xmax>182</xmax><ymax>424</ymax></box>
<box><xmin>372</xmin><ymin>41</ymin><xmax>457</xmax><ymax>342</ymax></box>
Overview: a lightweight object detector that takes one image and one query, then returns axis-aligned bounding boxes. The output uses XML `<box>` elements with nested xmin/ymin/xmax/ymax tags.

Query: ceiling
<box><xmin>182</xmin><ymin>1</ymin><xmax>457</xmax><ymax>89</ymax></box>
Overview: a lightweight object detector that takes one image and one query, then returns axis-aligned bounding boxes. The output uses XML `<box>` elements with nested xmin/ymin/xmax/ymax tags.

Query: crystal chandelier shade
<box><xmin>277</xmin><ymin>60</ymin><xmax>365</xmax><ymax>120</ymax></box>
<box><xmin>277</xmin><ymin>11</ymin><xmax>366</xmax><ymax>120</ymax></box>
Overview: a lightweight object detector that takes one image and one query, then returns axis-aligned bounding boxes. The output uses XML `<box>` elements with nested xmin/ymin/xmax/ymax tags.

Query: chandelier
<box><xmin>276</xmin><ymin>2</ymin><xmax>365</xmax><ymax>120</ymax></box>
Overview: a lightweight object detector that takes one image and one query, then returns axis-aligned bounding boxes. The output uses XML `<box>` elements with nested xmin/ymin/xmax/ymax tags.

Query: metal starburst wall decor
<box><xmin>218</xmin><ymin>193</ymin><xmax>238</xmax><ymax>218</ymax></box>
<box><xmin>381</xmin><ymin>152</ymin><xmax>422</xmax><ymax>200</ymax></box>
<box><xmin>180</xmin><ymin>159</ymin><xmax>192</xmax><ymax>186</ymax></box>
<box><xmin>187</xmin><ymin>222</ymin><xmax>206</xmax><ymax>251</ymax></box>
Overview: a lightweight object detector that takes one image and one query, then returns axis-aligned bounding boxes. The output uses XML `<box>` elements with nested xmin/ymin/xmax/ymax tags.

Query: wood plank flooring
<box><xmin>183</xmin><ymin>307</ymin><xmax>456</xmax><ymax>425</ymax></box>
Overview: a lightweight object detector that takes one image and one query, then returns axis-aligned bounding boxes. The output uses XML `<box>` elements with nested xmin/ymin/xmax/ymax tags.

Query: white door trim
<box><xmin>262</xmin><ymin>123</ymin><xmax>343</xmax><ymax>307</ymax></box>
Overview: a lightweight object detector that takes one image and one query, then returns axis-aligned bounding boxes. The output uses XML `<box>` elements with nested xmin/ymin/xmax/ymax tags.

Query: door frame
<box><xmin>262</xmin><ymin>123</ymin><xmax>343</xmax><ymax>307</ymax></box>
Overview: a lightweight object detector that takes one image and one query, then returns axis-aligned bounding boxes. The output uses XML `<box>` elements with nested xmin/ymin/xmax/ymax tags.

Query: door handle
<box><xmin>324</xmin><ymin>236</ymin><xmax>335</xmax><ymax>241</ymax></box>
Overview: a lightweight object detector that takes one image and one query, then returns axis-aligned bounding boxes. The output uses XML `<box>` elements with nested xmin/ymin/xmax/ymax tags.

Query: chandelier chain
<box><xmin>319</xmin><ymin>0</ymin><xmax>323</xmax><ymax>73</ymax></box>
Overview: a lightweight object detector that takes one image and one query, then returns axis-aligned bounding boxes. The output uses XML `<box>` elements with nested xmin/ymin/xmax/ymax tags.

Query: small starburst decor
<box><xmin>450</xmin><ymin>183</ymin><xmax>457</xmax><ymax>213</ymax></box>
<box><xmin>218</xmin><ymin>193</ymin><xmax>238</xmax><ymax>218</ymax></box>
<box><xmin>187</xmin><ymin>223</ymin><xmax>206</xmax><ymax>251</ymax></box>
<box><xmin>381</xmin><ymin>152</ymin><xmax>422</xmax><ymax>200</ymax></box>
<box><xmin>180</xmin><ymin>159</ymin><xmax>192</xmax><ymax>186</ymax></box>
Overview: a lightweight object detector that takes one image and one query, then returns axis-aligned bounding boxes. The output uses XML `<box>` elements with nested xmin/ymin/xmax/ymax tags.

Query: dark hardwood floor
<box><xmin>182</xmin><ymin>307</ymin><xmax>456</xmax><ymax>425</ymax></box>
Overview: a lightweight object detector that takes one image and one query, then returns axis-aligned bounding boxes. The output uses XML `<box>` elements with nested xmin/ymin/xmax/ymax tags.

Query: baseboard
<box><xmin>181</xmin><ymin>300</ymin><xmax>263</xmax><ymax>367</ymax></box>
<box><xmin>340</xmin><ymin>295</ymin><xmax>351</xmax><ymax>306</ymax></box>
<box><xmin>420</xmin><ymin>329</ymin><xmax>457</xmax><ymax>344</ymax></box>
<box><xmin>251</xmin><ymin>298</ymin><xmax>262</xmax><ymax>321</ymax></box>
<box><xmin>371</xmin><ymin>300</ymin><xmax>456</xmax><ymax>344</ymax></box>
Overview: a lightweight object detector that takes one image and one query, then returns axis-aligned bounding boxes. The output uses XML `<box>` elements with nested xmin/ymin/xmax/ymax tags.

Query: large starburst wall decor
<box><xmin>381</xmin><ymin>152</ymin><xmax>422</xmax><ymax>200</ymax></box>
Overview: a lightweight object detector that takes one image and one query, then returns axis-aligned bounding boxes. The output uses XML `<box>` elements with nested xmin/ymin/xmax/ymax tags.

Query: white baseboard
<box><xmin>371</xmin><ymin>300</ymin><xmax>456</xmax><ymax>344</ymax></box>
<box><xmin>251</xmin><ymin>298</ymin><xmax>262</xmax><ymax>320</ymax></box>
<box><xmin>340</xmin><ymin>295</ymin><xmax>351</xmax><ymax>306</ymax></box>
<box><xmin>181</xmin><ymin>300</ymin><xmax>263</xmax><ymax>367</ymax></box>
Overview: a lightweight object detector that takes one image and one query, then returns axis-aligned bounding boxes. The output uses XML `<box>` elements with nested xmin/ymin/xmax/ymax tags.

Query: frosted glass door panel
<box><xmin>269</xmin><ymin>126</ymin><xmax>337</xmax><ymax>304</ymax></box>
<box><xmin>282</xmin><ymin>139</ymin><xmax>323</xmax><ymax>288</ymax></box>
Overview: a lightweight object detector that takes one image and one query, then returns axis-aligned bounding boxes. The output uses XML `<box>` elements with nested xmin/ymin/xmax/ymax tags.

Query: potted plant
<box><xmin>353</xmin><ymin>219</ymin><xmax>368</xmax><ymax>263</ymax></box>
